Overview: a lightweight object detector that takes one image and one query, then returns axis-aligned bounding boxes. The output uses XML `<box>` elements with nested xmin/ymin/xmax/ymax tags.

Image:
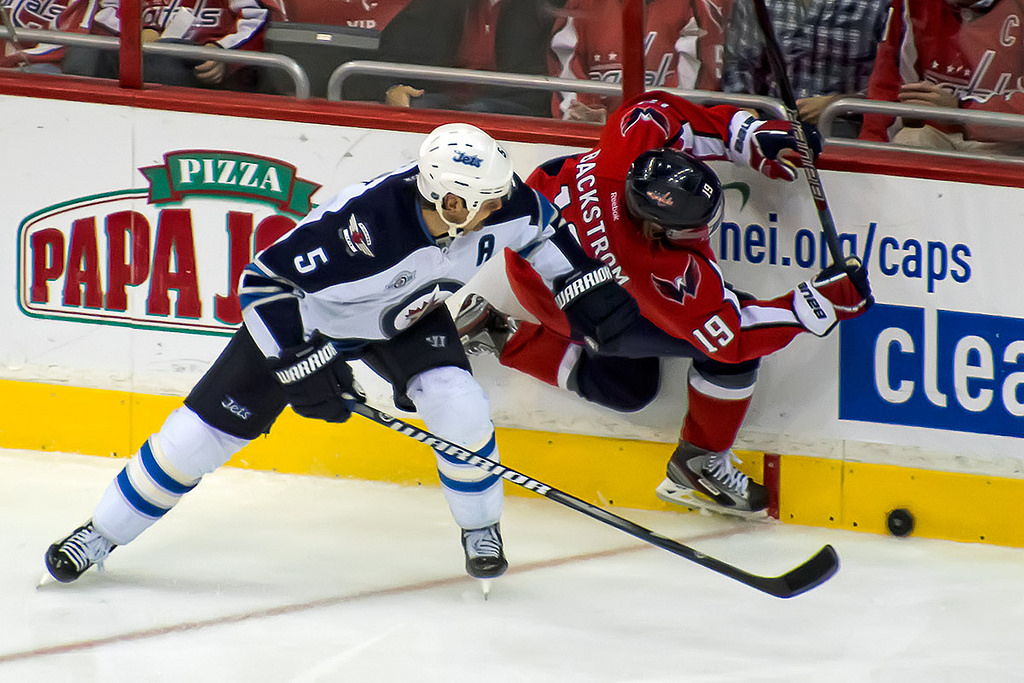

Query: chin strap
<box><xmin>431</xmin><ymin>193</ymin><xmax>483</xmax><ymax>239</ymax></box>
<box><xmin>441</xmin><ymin>207</ymin><xmax>483</xmax><ymax>238</ymax></box>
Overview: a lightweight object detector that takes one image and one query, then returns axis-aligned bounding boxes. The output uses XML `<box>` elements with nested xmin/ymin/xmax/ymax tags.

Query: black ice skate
<box><xmin>656</xmin><ymin>442</ymin><xmax>769</xmax><ymax>519</ymax></box>
<box><xmin>461</xmin><ymin>523</ymin><xmax>508</xmax><ymax>579</ymax></box>
<box><xmin>44</xmin><ymin>520</ymin><xmax>116</xmax><ymax>583</ymax></box>
<box><xmin>455</xmin><ymin>294</ymin><xmax>518</xmax><ymax>357</ymax></box>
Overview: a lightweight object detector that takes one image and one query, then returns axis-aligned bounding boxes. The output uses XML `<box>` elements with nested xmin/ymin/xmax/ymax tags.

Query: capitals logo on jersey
<box><xmin>341</xmin><ymin>213</ymin><xmax>374</xmax><ymax>257</ymax></box>
<box><xmin>620</xmin><ymin>106</ymin><xmax>673</xmax><ymax>138</ymax></box>
<box><xmin>651</xmin><ymin>258</ymin><xmax>700</xmax><ymax>303</ymax></box>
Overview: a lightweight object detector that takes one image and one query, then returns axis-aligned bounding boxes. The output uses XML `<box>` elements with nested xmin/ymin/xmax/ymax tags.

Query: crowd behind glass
<box><xmin>2</xmin><ymin>0</ymin><xmax>1023</xmax><ymax>153</ymax></box>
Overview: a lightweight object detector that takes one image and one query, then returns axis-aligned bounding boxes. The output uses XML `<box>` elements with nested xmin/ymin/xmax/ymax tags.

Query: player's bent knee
<box><xmin>407</xmin><ymin>366</ymin><xmax>493</xmax><ymax>447</ymax></box>
<box><xmin>690</xmin><ymin>358</ymin><xmax>760</xmax><ymax>391</ymax></box>
<box><xmin>156</xmin><ymin>406</ymin><xmax>251</xmax><ymax>479</ymax></box>
<box><xmin>575</xmin><ymin>354</ymin><xmax>661</xmax><ymax>412</ymax></box>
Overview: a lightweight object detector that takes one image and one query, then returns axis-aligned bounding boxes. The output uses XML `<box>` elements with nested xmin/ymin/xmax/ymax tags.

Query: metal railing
<box><xmin>326</xmin><ymin>60</ymin><xmax>789</xmax><ymax>119</ymax></box>
<box><xmin>0</xmin><ymin>26</ymin><xmax>311</xmax><ymax>98</ymax></box>
<box><xmin>819</xmin><ymin>96</ymin><xmax>1024</xmax><ymax>163</ymax></box>
<box><xmin>4</xmin><ymin>27</ymin><xmax>1023</xmax><ymax>165</ymax></box>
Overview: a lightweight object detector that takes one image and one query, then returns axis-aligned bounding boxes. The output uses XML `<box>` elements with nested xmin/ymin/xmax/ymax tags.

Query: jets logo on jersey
<box><xmin>341</xmin><ymin>214</ymin><xmax>374</xmax><ymax>257</ymax></box>
<box><xmin>620</xmin><ymin>106</ymin><xmax>672</xmax><ymax>138</ymax></box>
<box><xmin>380</xmin><ymin>280</ymin><xmax>463</xmax><ymax>336</ymax></box>
<box><xmin>651</xmin><ymin>259</ymin><xmax>700</xmax><ymax>303</ymax></box>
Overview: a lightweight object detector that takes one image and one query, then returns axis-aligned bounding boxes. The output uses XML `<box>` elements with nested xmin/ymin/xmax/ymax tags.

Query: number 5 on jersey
<box><xmin>295</xmin><ymin>247</ymin><xmax>329</xmax><ymax>274</ymax></box>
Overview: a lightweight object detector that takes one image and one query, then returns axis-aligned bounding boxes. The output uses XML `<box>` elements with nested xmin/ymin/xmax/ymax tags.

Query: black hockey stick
<box><xmin>751</xmin><ymin>0</ymin><xmax>843</xmax><ymax>265</ymax></box>
<box><xmin>353</xmin><ymin>403</ymin><xmax>838</xmax><ymax>598</ymax></box>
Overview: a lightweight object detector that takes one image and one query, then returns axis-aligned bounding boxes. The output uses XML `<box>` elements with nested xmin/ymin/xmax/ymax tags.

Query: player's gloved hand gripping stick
<box><xmin>752</xmin><ymin>0</ymin><xmax>875</xmax><ymax>328</ymax></box>
<box><xmin>352</xmin><ymin>402</ymin><xmax>839</xmax><ymax>598</ymax></box>
<box><xmin>269</xmin><ymin>332</ymin><xmax>364</xmax><ymax>423</ymax></box>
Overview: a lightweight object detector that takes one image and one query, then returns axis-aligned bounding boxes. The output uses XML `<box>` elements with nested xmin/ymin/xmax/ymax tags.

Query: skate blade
<box><xmin>37</xmin><ymin>572</ymin><xmax>56</xmax><ymax>588</ymax></box>
<box><xmin>479</xmin><ymin>578</ymin><xmax>493</xmax><ymax>600</ymax></box>
<box><xmin>655</xmin><ymin>478</ymin><xmax>769</xmax><ymax>521</ymax></box>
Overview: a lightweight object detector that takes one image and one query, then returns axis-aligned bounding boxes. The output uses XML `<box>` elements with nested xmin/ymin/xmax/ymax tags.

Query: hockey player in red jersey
<box><xmin>457</xmin><ymin>90</ymin><xmax>873</xmax><ymax>516</ymax></box>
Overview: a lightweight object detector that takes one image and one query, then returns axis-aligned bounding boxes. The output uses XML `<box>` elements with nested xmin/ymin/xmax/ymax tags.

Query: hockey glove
<box><xmin>269</xmin><ymin>332</ymin><xmax>364</xmax><ymax>422</ymax></box>
<box><xmin>793</xmin><ymin>257</ymin><xmax>874</xmax><ymax>337</ymax></box>
<box><xmin>728</xmin><ymin>114</ymin><xmax>823</xmax><ymax>182</ymax></box>
<box><xmin>554</xmin><ymin>261</ymin><xmax>640</xmax><ymax>351</ymax></box>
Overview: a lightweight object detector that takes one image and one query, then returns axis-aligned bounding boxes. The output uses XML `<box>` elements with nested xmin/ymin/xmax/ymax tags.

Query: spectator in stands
<box><xmin>722</xmin><ymin>0</ymin><xmax>891</xmax><ymax>136</ymax></box>
<box><xmin>859</xmin><ymin>0</ymin><xmax>1024</xmax><ymax>154</ymax></box>
<box><xmin>281</xmin><ymin>0</ymin><xmax>411</xmax><ymax>29</ymax></box>
<box><xmin>376</xmin><ymin>0</ymin><xmax>560</xmax><ymax>117</ymax></box>
<box><xmin>548</xmin><ymin>0</ymin><xmax>732</xmax><ymax>123</ymax></box>
<box><xmin>57</xmin><ymin>0</ymin><xmax>284</xmax><ymax>92</ymax></box>
<box><xmin>0</xmin><ymin>0</ymin><xmax>65</xmax><ymax>72</ymax></box>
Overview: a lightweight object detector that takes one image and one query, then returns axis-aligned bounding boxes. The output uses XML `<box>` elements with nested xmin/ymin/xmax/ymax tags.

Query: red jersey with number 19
<box><xmin>521</xmin><ymin>90</ymin><xmax>810</xmax><ymax>364</ymax></box>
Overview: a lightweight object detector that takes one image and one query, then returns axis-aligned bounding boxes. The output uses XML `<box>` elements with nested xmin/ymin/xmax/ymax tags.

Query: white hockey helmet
<box><xmin>417</xmin><ymin>123</ymin><xmax>515</xmax><ymax>237</ymax></box>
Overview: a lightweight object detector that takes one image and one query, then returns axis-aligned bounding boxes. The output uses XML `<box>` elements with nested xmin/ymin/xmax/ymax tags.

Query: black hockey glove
<box><xmin>553</xmin><ymin>261</ymin><xmax>640</xmax><ymax>351</ymax></box>
<box><xmin>269</xmin><ymin>332</ymin><xmax>364</xmax><ymax>423</ymax></box>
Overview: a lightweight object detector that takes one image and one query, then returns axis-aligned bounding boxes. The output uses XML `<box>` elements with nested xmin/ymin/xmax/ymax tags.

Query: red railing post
<box><xmin>119</xmin><ymin>0</ymin><xmax>143</xmax><ymax>89</ymax></box>
<box><xmin>621</xmin><ymin>0</ymin><xmax>645</xmax><ymax>102</ymax></box>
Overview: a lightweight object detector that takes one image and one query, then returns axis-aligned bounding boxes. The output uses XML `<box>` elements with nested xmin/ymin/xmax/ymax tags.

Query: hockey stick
<box><xmin>352</xmin><ymin>403</ymin><xmax>838</xmax><ymax>599</ymax></box>
<box><xmin>751</xmin><ymin>0</ymin><xmax>843</xmax><ymax>265</ymax></box>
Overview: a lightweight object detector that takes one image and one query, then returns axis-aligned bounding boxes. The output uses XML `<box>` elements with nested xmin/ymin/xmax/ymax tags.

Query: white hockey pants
<box><xmin>406</xmin><ymin>366</ymin><xmax>503</xmax><ymax>531</ymax></box>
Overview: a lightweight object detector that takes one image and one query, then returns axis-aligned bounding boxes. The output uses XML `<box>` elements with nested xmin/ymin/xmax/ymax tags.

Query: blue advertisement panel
<box><xmin>839</xmin><ymin>304</ymin><xmax>1024</xmax><ymax>438</ymax></box>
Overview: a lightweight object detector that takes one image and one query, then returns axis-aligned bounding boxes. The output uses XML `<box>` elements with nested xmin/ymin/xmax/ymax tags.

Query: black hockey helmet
<box><xmin>624</xmin><ymin>148</ymin><xmax>724</xmax><ymax>242</ymax></box>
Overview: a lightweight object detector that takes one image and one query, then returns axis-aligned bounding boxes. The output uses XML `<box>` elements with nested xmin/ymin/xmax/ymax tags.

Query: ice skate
<box><xmin>455</xmin><ymin>294</ymin><xmax>518</xmax><ymax>357</ymax></box>
<box><xmin>656</xmin><ymin>442</ymin><xmax>769</xmax><ymax>520</ymax></box>
<box><xmin>461</xmin><ymin>523</ymin><xmax>507</xmax><ymax>597</ymax></box>
<box><xmin>43</xmin><ymin>520</ymin><xmax>116</xmax><ymax>583</ymax></box>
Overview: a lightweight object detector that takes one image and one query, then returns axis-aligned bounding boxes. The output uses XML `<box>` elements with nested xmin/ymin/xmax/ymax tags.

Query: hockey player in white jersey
<box><xmin>44</xmin><ymin>123</ymin><xmax>638</xmax><ymax>585</ymax></box>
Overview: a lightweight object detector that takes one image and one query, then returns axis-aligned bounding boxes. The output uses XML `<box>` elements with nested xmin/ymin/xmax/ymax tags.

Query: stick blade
<box><xmin>761</xmin><ymin>544</ymin><xmax>839</xmax><ymax>599</ymax></box>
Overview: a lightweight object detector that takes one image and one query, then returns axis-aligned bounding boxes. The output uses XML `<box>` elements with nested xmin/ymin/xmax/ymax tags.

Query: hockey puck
<box><xmin>886</xmin><ymin>508</ymin><xmax>914</xmax><ymax>537</ymax></box>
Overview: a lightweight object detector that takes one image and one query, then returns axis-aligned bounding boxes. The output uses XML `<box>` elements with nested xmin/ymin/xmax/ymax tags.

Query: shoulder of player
<box><xmin>485</xmin><ymin>175</ymin><xmax>551</xmax><ymax>226</ymax></box>
<box><xmin>258</xmin><ymin>173</ymin><xmax>430</xmax><ymax>286</ymax></box>
<box><xmin>606</xmin><ymin>91</ymin><xmax>738</xmax><ymax>139</ymax></box>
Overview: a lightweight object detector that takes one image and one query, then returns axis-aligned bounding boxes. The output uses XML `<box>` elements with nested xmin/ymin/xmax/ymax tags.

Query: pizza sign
<box><xmin>17</xmin><ymin>150</ymin><xmax>320</xmax><ymax>335</ymax></box>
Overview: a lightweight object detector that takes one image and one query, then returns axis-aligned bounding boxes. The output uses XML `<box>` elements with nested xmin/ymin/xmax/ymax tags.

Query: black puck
<box><xmin>886</xmin><ymin>508</ymin><xmax>914</xmax><ymax>537</ymax></box>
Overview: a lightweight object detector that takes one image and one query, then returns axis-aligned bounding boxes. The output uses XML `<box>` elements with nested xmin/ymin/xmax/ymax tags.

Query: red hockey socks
<box><xmin>680</xmin><ymin>368</ymin><xmax>754</xmax><ymax>453</ymax></box>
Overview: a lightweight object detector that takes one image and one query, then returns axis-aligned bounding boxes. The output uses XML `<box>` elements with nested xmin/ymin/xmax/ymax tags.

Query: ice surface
<box><xmin>2</xmin><ymin>449</ymin><xmax>1021</xmax><ymax>682</ymax></box>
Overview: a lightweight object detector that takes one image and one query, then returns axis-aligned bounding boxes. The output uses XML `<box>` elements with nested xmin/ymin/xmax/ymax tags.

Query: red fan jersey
<box><xmin>79</xmin><ymin>0</ymin><xmax>279</xmax><ymax>50</ymax></box>
<box><xmin>861</xmin><ymin>0</ymin><xmax>1024</xmax><ymax>142</ymax></box>
<box><xmin>549</xmin><ymin>0</ymin><xmax>732</xmax><ymax>118</ymax></box>
<box><xmin>521</xmin><ymin>90</ymin><xmax>810</xmax><ymax>364</ymax></box>
<box><xmin>0</xmin><ymin>0</ymin><xmax>67</xmax><ymax>67</ymax></box>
